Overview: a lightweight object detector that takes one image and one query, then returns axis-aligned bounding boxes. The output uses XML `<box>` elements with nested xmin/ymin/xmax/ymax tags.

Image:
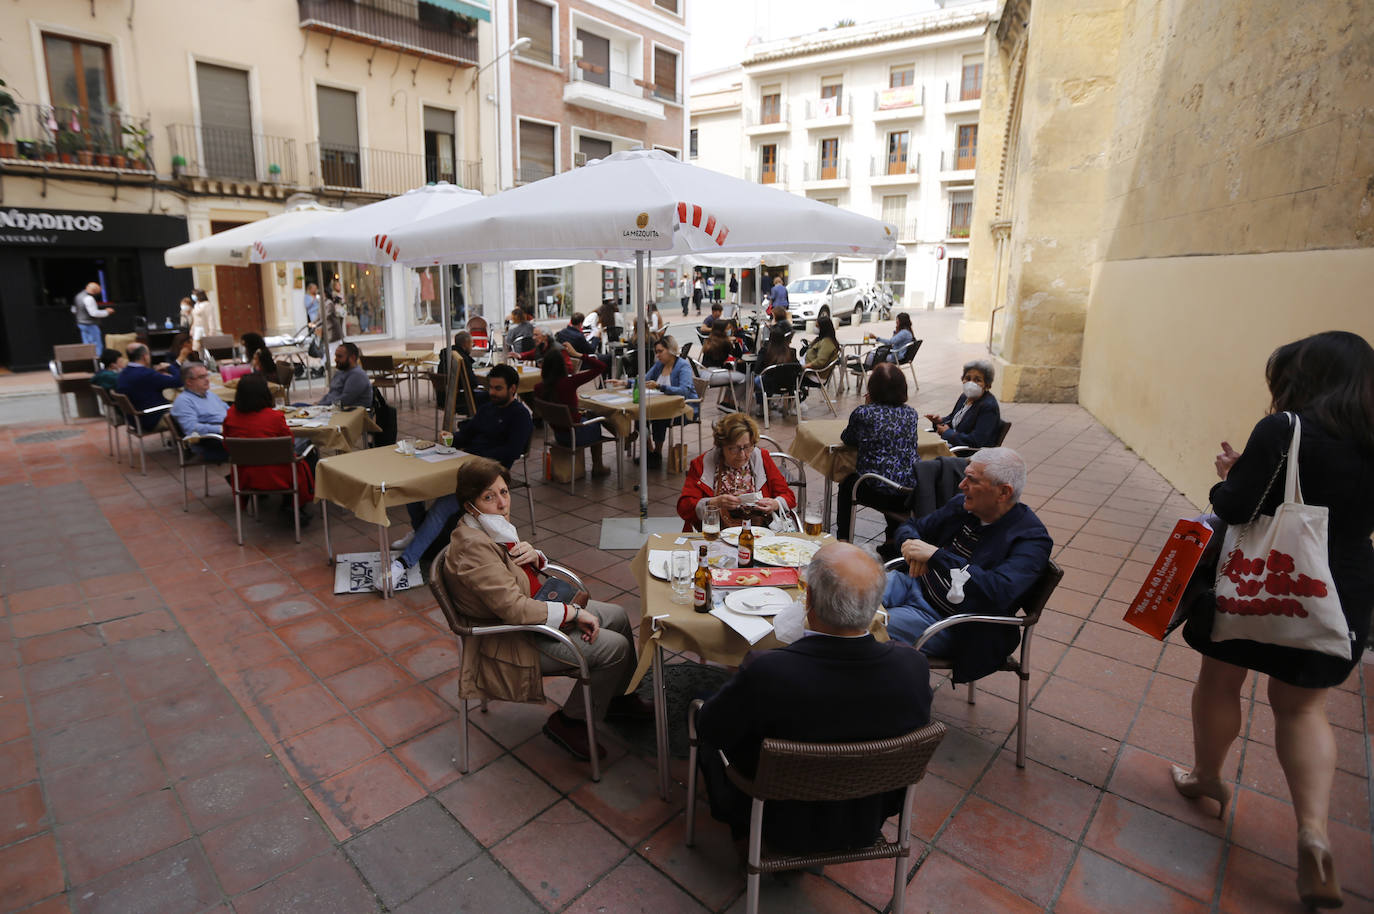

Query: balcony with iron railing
<box><xmin>167</xmin><ymin>124</ymin><xmax>298</xmax><ymax>185</ymax></box>
<box><xmin>872</xmin><ymin>85</ymin><xmax>924</xmax><ymax>120</ymax></box>
<box><xmin>745</xmin><ymin>163</ymin><xmax>788</xmax><ymax>185</ymax></box>
<box><xmin>941</xmin><ymin>148</ymin><xmax>977</xmax><ymax>177</ymax></box>
<box><xmin>946</xmin><ymin>77</ymin><xmax>982</xmax><ymax>113</ymax></box>
<box><xmin>298</xmin><ymin>0</ymin><xmax>478</xmax><ymax>66</ymax></box>
<box><xmin>804</xmin><ymin>95</ymin><xmax>853</xmax><ymax>125</ymax></box>
<box><xmin>894</xmin><ymin>218</ymin><xmax>918</xmax><ymax>241</ymax></box>
<box><xmin>564</xmin><ymin>58</ymin><xmax>672</xmax><ymax>121</ymax></box>
<box><xmin>870</xmin><ymin>153</ymin><xmax>920</xmax><ymax>183</ymax></box>
<box><xmin>803</xmin><ymin>158</ymin><xmax>850</xmax><ymax>185</ymax></box>
<box><xmin>0</xmin><ymin>102</ymin><xmax>153</xmax><ymax>174</ymax></box>
<box><xmin>308</xmin><ymin>141</ymin><xmax>481</xmax><ymax>195</ymax></box>
<box><xmin>744</xmin><ymin>101</ymin><xmax>790</xmax><ymax>134</ymax></box>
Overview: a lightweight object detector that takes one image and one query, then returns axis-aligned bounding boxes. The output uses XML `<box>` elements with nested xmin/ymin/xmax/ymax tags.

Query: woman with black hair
<box><xmin>534</xmin><ymin>348</ymin><xmax>610</xmax><ymax>478</ymax></box>
<box><xmin>240</xmin><ymin>332</ymin><xmax>267</xmax><ymax>363</ymax></box>
<box><xmin>251</xmin><ymin>346</ymin><xmax>279</xmax><ymax>384</ymax></box>
<box><xmin>223</xmin><ymin>374</ymin><xmax>315</xmax><ymax>512</ymax></box>
<box><xmin>1173</xmin><ymin>331</ymin><xmax>1374</xmax><ymax>909</ymax></box>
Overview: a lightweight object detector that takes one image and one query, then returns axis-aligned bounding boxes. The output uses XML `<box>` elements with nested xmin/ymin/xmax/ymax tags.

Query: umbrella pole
<box><xmin>441</xmin><ymin>269</ymin><xmax>458</xmax><ymax>437</ymax></box>
<box><xmin>320</xmin><ymin>261</ymin><xmax>335</xmax><ymax>388</ymax></box>
<box><xmin>636</xmin><ymin>251</ymin><xmax>648</xmax><ymax>533</ymax></box>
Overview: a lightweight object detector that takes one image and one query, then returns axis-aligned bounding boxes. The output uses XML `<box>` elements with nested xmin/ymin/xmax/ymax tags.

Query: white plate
<box><xmin>754</xmin><ymin>538</ymin><xmax>823</xmax><ymax>567</ymax></box>
<box><xmin>432</xmin><ymin>445</ymin><xmax>456</xmax><ymax>455</ymax></box>
<box><xmin>724</xmin><ymin>587</ymin><xmax>792</xmax><ymax>616</ymax></box>
<box><xmin>719</xmin><ymin>526</ymin><xmax>776</xmax><ymax>547</ymax></box>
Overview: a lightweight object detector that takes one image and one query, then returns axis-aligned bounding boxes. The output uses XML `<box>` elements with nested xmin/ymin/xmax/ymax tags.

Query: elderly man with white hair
<box><xmin>885</xmin><ymin>447</ymin><xmax>1053</xmax><ymax>682</ymax></box>
<box><xmin>695</xmin><ymin>542</ymin><xmax>933</xmax><ymax>855</ymax></box>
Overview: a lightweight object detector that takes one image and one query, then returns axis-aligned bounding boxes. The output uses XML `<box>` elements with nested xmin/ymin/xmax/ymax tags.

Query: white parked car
<box><xmin>783</xmin><ymin>275</ymin><xmax>864</xmax><ymax>324</ymax></box>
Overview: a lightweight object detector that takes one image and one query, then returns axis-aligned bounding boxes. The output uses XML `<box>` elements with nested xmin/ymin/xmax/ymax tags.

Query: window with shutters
<box><xmin>653</xmin><ymin>47</ymin><xmax>679</xmax><ymax>102</ymax></box>
<box><xmin>43</xmin><ymin>33</ymin><xmax>117</xmax><ymax>117</ymax></box>
<box><xmin>887</xmin><ymin>130</ymin><xmax>910</xmax><ymax>175</ymax></box>
<box><xmin>820</xmin><ymin>77</ymin><xmax>843</xmax><ymax>116</ymax></box>
<box><xmin>881</xmin><ymin>195</ymin><xmax>907</xmax><ymax>235</ymax></box>
<box><xmin>689</xmin><ymin>128</ymin><xmax>698</xmax><ymax>158</ymax></box>
<box><xmin>578</xmin><ymin>134</ymin><xmax>612</xmax><ymax>164</ymax></box>
<box><xmin>960</xmin><ymin>56</ymin><xmax>983</xmax><ymax>100</ymax></box>
<box><xmin>760</xmin><ymin>86</ymin><xmax>782</xmax><ymax>124</ymax></box>
<box><xmin>576</xmin><ymin>29</ymin><xmax>611</xmax><ymax>89</ymax></box>
<box><xmin>889</xmin><ymin>65</ymin><xmax>914</xmax><ymax>89</ymax></box>
<box><xmin>516</xmin><ymin>0</ymin><xmax>555</xmax><ymax>66</ymax></box>
<box><xmin>956</xmin><ymin>124</ymin><xmax>977</xmax><ymax>170</ymax></box>
<box><xmin>819</xmin><ymin>137</ymin><xmax>839</xmax><ymax>180</ymax></box>
<box><xmin>423</xmin><ymin>106</ymin><xmax>456</xmax><ymax>184</ymax></box>
<box><xmin>948</xmin><ymin>190</ymin><xmax>973</xmax><ymax>237</ymax></box>
<box><xmin>197</xmin><ymin>63</ymin><xmax>255</xmax><ymax>180</ymax></box>
<box><xmin>518</xmin><ymin>119</ymin><xmax>556</xmax><ymax>184</ymax></box>
<box><xmin>316</xmin><ymin>85</ymin><xmax>361</xmax><ymax>187</ymax></box>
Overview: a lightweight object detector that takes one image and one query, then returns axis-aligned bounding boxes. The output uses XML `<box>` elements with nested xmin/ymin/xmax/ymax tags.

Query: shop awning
<box><xmin>421</xmin><ymin>0</ymin><xmax>490</xmax><ymax>22</ymax></box>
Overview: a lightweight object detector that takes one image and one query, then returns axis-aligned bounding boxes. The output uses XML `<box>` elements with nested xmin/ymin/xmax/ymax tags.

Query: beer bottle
<box><xmin>692</xmin><ymin>545</ymin><xmax>712</xmax><ymax>613</ymax></box>
<box><xmin>737</xmin><ymin>518</ymin><xmax>755</xmax><ymax>567</ymax></box>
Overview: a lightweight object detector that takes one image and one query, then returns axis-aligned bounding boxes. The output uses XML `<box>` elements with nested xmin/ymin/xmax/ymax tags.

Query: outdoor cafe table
<box><xmin>579</xmin><ymin>390</ymin><xmax>693</xmax><ymax>480</ymax></box>
<box><xmin>629</xmin><ymin>531</ymin><xmax>883</xmax><ymax>800</ymax></box>
<box><xmin>791</xmin><ymin>419</ymin><xmax>954</xmax><ymax>530</ymax></box>
<box><xmin>284</xmin><ymin>406</ymin><xmax>375</xmax><ymax>454</ymax></box>
<box><xmin>836</xmin><ymin>340</ymin><xmax>877</xmax><ymax>393</ymax></box>
<box><xmin>315</xmin><ymin>445</ymin><xmax>477</xmax><ymax>597</ymax></box>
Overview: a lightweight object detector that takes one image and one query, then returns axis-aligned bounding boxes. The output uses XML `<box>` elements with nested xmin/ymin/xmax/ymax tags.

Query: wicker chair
<box><xmin>111</xmin><ymin>391</ymin><xmax>172</xmax><ymax>475</ymax></box>
<box><xmin>50</xmin><ymin>343</ymin><xmax>98</xmax><ymax>423</ymax></box>
<box><xmin>166</xmin><ymin>414</ymin><xmax>225</xmax><ymax>512</ymax></box>
<box><xmin>888</xmin><ymin>557</ymin><xmax>1063</xmax><ymax>767</ymax></box>
<box><xmin>225</xmin><ymin>436</ymin><xmax>314</xmax><ymax>544</ymax></box>
<box><xmin>686</xmin><ymin>702</ymin><xmax>946</xmax><ymax>914</ymax></box>
<box><xmin>427</xmin><ymin>546</ymin><xmax>601</xmax><ymax>780</ymax></box>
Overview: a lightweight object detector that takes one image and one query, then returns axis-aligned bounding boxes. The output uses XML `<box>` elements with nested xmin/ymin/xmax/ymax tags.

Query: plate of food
<box><xmin>709</xmin><ymin>567</ymin><xmax>799</xmax><ymax>588</ymax></box>
<box><xmin>719</xmin><ymin>526</ymin><xmax>776</xmax><ymax>548</ymax></box>
<box><xmin>723</xmin><ymin>587</ymin><xmax>792</xmax><ymax>616</ymax></box>
<box><xmin>292</xmin><ymin>408</ymin><xmax>314</xmax><ymax>419</ymax></box>
<box><xmin>754</xmin><ymin>537</ymin><xmax>823</xmax><ymax>567</ymax></box>
<box><xmin>413</xmin><ymin>439</ymin><xmax>436</xmax><ymax>451</ymax></box>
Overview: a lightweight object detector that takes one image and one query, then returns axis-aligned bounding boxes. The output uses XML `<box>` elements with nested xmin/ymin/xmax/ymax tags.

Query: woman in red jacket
<box><xmin>678</xmin><ymin>413</ymin><xmax>795</xmax><ymax>532</ymax></box>
<box><xmin>223</xmin><ymin>374</ymin><xmax>315</xmax><ymax>511</ymax></box>
<box><xmin>534</xmin><ymin>347</ymin><xmax>610</xmax><ymax>478</ymax></box>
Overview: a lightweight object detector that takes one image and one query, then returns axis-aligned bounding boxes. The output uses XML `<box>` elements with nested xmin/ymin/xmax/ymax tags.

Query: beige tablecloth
<box><xmin>315</xmin><ymin>446</ymin><xmax>477</xmax><ymax>526</ymax></box>
<box><xmin>286</xmin><ymin>407</ymin><xmax>375</xmax><ymax>453</ymax></box>
<box><xmin>579</xmin><ymin>391</ymin><xmax>692</xmax><ymax>438</ymax></box>
<box><xmin>371</xmin><ymin>349</ymin><xmax>435</xmax><ymax>369</ymax></box>
<box><xmin>627</xmin><ymin>532</ymin><xmax>882</xmax><ymax>691</ymax></box>
<box><xmin>791</xmin><ymin>418</ymin><xmax>953</xmax><ymax>483</ymax></box>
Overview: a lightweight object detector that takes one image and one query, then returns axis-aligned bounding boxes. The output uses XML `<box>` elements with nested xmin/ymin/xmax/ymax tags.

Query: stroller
<box><xmin>263</xmin><ymin>325</ymin><xmax>324</xmax><ymax>378</ymax></box>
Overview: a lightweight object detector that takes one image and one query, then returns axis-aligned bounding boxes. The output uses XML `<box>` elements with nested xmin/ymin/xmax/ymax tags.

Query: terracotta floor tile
<box><xmin>1033</xmin><ymin>677</ymin><xmax>1139</xmax><ymax>741</ymax></box>
<box><xmin>1217</xmin><ymin>846</ymin><xmax>1303</xmax><ymax>914</ymax></box>
<box><xmin>356</xmin><ymin>685</ymin><xmax>453</xmax><ymax>747</ymax></box>
<box><xmin>510</xmin><ymin>720</ymin><xmax>627</xmax><ymax>795</ymax></box>
<box><xmin>175</xmin><ymin>754</ymin><xmax>297</xmax><ymax>832</ymax></box>
<box><xmin>468</xmin><ymin>696</ymin><xmax>558</xmax><ymax>749</ymax></box>
<box><xmin>1055</xmin><ymin>849</ymin><xmax>1209</xmax><ymax>914</ymax></box>
<box><xmin>335</xmin><ymin>598</ymin><xmax>412</xmax><ymax>631</ymax></box>
<box><xmin>255</xmin><ymin>595</ymin><xmax>326</xmax><ymax>627</ymax></box>
<box><xmin>1071</xmin><ymin>621</ymin><xmax>1163</xmax><ymax>669</ymax></box>
<box><xmin>10</xmin><ymin>604</ymin><xmax>93</xmax><ymax>638</ymax></box>
<box><xmin>1142</xmin><ymin>672</ymin><xmax>1194</xmax><ymax>718</ymax></box>
<box><xmin>0</xmin><ymin>738</ymin><xmax>38</xmax><ymax>791</ymax></box>
<box><xmin>149</xmin><ymin>714</ymin><xmax>264</xmax><ymax>780</ymax></box>
<box><xmin>1020</xmin><ymin>711</ymin><xmax>1119</xmax><ymax>787</ymax></box>
<box><xmin>17</xmin><ymin>627</ymin><xmax>104</xmax><ymax>665</ymax></box>
<box><xmin>570</xmin><ymin>754</ymin><xmax>683</xmax><ymax>846</ymax></box>
<box><xmin>366</xmin><ymin>617</ymin><xmax>439</xmax><ymax>654</ymax></box>
<box><xmin>0</xmin><ymin>783</ymin><xmax>50</xmax><ymax>843</ymax></box>
<box><xmin>204</xmin><ymin>630</ymin><xmax>289</xmax><ymax>673</ymax></box>
<box><xmin>298</xmin><ymin>634</ymin><xmax>380</xmax><ymax>679</ymax></box>
<box><xmin>924</xmin><ymin>726</ymin><xmax>1000</xmax><ymax>788</ymax></box>
<box><xmin>98</xmin><ymin>608</ymin><xmax>177</xmax><ymax>644</ymax></box>
<box><xmin>393</xmin><ymin>638</ymin><xmax>462</xmax><ymax>681</ymax></box>
<box><xmin>391</xmin><ymin>854</ymin><xmax>545</xmax><ymax>914</ymax></box>
<box><xmin>1106</xmin><ymin>745</ymin><xmax>1231</xmax><ymax>834</ymax></box>
<box><xmin>255</xmin><ymin>682</ymin><xmax>347</xmax><ymax>741</ymax></box>
<box><xmin>45</xmin><ymin>742</ymin><xmax>167</xmax><ymax>824</ymax></box>
<box><xmin>227</xmin><ymin>656</ymin><xmax>315</xmax><ymax>704</ymax></box>
<box><xmin>231</xmin><ymin>849</ymin><xmax>381</xmax><ymax>914</ymax></box>
<box><xmin>68</xmin><ymin>840</ymin><xmax>221</xmax><ymax>914</ymax></box>
<box><xmin>56</xmin><ymin>788</ymin><xmax>191</xmax><ymax>885</ymax></box>
<box><xmin>21</xmin><ymin>649</ymin><xmax>114</xmax><ymax>696</ymax></box>
<box><xmin>274</xmin><ymin>614</ymin><xmax>350</xmax><ymax>653</ymax></box>
<box><xmin>435</xmin><ymin>755</ymin><xmax>560</xmax><ymax>845</ymax></box>
<box><xmin>7</xmin><ymin>582</ymin><xmax>85</xmax><ymax>615</ymax></box>
<box><xmin>306</xmin><ymin>753</ymin><xmax>427</xmax><ymax>839</ymax></box>
<box><xmin>973</xmin><ymin>749</ymin><xmax>1100</xmax><ymax>840</ymax></box>
<box><xmin>278</xmin><ymin>716</ymin><xmax>384</xmax><ymax>786</ymax></box>
<box><xmin>137</xmin><ymin>679</ymin><xmax>243</xmax><ymax>739</ymax></box>
<box><xmin>935</xmin><ymin>795</ymin><xmax>1074</xmax><ymax>907</ymax></box>
<box><xmin>28</xmin><ymin>674</ymin><xmax>128</xmax><ymax>732</ymax></box>
<box><xmin>904</xmin><ymin>850</ymin><xmax>1041</xmax><ymax>914</ymax></box>
<box><xmin>1230</xmin><ymin>788</ymin><xmax>1374</xmax><ymax>901</ymax></box>
<box><xmin>394</xmin><ymin>718</ymin><xmax>503</xmax><ymax>792</ymax></box>
<box><xmin>342</xmin><ymin>797</ymin><xmax>480</xmax><ymax>908</ymax></box>
<box><xmin>562</xmin><ymin>855</ymin><xmax>709</xmax><ymax>914</ymax></box>
<box><xmin>1083</xmin><ymin>794</ymin><xmax>1224</xmax><ymax>901</ymax></box>
<box><xmin>0</xmin><ymin>833</ymin><xmax>65</xmax><ymax>911</ymax></box>
<box><xmin>200</xmin><ymin>797</ymin><xmax>334</xmax><ymax>895</ymax></box>
<box><xmin>638</xmin><ymin>811</ymin><xmax>745</xmax><ymax>912</ymax></box>
<box><xmin>325</xmin><ymin>658</ymin><xmax>414</xmax><ymax>708</ymax></box>
<box><xmin>492</xmin><ymin>799</ymin><xmax>629</xmax><ymax>911</ymax></box>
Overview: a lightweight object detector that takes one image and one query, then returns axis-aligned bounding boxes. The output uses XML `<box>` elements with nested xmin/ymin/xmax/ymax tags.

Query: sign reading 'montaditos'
<box><xmin>0</xmin><ymin>209</ymin><xmax>105</xmax><ymax>232</ymax></box>
<box><xmin>0</xmin><ymin>206</ymin><xmax>187</xmax><ymax>249</ymax></box>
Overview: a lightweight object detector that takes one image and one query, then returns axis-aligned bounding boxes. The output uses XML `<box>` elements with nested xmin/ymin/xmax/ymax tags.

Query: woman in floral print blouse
<box><xmin>836</xmin><ymin>362</ymin><xmax>923</xmax><ymax>557</ymax></box>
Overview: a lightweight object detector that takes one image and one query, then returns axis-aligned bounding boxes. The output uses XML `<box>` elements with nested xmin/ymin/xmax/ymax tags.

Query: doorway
<box><xmin>211</xmin><ymin>221</ymin><xmax>265</xmax><ymax>338</ymax></box>
<box><xmin>946</xmin><ymin>258</ymin><xmax>967</xmax><ymax>306</ymax></box>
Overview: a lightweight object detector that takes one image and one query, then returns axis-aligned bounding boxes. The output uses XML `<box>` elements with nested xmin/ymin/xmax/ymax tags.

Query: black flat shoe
<box><xmin>542</xmin><ymin>711</ymin><xmax>606</xmax><ymax>762</ymax></box>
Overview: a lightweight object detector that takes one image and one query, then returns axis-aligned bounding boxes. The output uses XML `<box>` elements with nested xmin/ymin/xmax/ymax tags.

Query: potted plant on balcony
<box><xmin>56</xmin><ymin>124</ymin><xmax>82</xmax><ymax>164</ymax></box>
<box><xmin>267</xmin><ymin>162</ymin><xmax>282</xmax><ymax>182</ymax></box>
<box><xmin>90</xmin><ymin>126</ymin><xmax>111</xmax><ymax>166</ymax></box>
<box><xmin>122</xmin><ymin>121</ymin><xmax>150</xmax><ymax>170</ymax></box>
<box><xmin>171</xmin><ymin>154</ymin><xmax>186</xmax><ymax>178</ymax></box>
<box><xmin>0</xmin><ymin>78</ymin><xmax>19</xmax><ymax>159</ymax></box>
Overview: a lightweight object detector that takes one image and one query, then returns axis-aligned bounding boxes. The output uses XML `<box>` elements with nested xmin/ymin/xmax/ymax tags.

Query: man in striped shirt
<box><xmin>882</xmin><ymin>448</ymin><xmax>1052</xmax><ymax>681</ymax></box>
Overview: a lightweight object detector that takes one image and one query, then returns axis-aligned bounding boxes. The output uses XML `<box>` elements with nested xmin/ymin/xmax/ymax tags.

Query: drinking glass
<box><xmin>399</xmin><ymin>437</ymin><xmax>415</xmax><ymax>456</ymax></box>
<box><xmin>669</xmin><ymin>551</ymin><xmax>693</xmax><ymax>604</ymax></box>
<box><xmin>440</xmin><ymin>431</ymin><xmax>454</xmax><ymax>448</ymax></box>
<box><xmin>702</xmin><ymin>505</ymin><xmax>721</xmax><ymax>541</ymax></box>
<box><xmin>804</xmin><ymin>505</ymin><xmax>824</xmax><ymax>537</ymax></box>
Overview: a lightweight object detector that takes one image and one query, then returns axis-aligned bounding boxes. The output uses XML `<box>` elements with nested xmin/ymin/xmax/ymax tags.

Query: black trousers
<box><xmin>835</xmin><ymin>473</ymin><xmax>907</xmax><ymax>544</ymax></box>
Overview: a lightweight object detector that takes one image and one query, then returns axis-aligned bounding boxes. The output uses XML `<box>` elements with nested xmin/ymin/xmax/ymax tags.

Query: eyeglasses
<box><xmin>723</xmin><ymin>443</ymin><xmax>753</xmax><ymax>454</ymax></box>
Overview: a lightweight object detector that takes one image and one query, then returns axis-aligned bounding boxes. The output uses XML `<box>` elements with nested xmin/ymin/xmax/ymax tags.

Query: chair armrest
<box><xmin>540</xmin><ymin>562</ymin><xmax>588</xmax><ymax>592</ymax></box>
<box><xmin>573</xmin><ymin>415</ymin><xmax>609</xmax><ymax>430</ymax></box>
<box><xmin>912</xmin><ymin>612</ymin><xmax>1028</xmax><ymax>652</ymax></box>
<box><xmin>295</xmin><ymin>442</ymin><xmax>317</xmax><ymax>461</ymax></box>
<box><xmin>468</xmin><ymin>622</ymin><xmax>592</xmax><ymax>678</ymax></box>
<box><xmin>949</xmin><ymin>445</ymin><xmax>978</xmax><ymax>458</ymax></box>
<box><xmin>184</xmin><ymin>432</ymin><xmax>225</xmax><ymax>445</ymax></box>
<box><xmin>850</xmin><ymin>472</ymin><xmax>912</xmax><ymax>500</ymax></box>
<box><xmin>688</xmin><ymin>698</ymin><xmax>705</xmax><ymax>744</ymax></box>
<box><xmin>138</xmin><ymin>403</ymin><xmax>173</xmax><ymax>416</ymax></box>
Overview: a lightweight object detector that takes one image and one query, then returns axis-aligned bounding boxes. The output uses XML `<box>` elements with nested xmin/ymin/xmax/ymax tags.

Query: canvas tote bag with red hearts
<box><xmin>1211</xmin><ymin>414</ymin><xmax>1351</xmax><ymax>659</ymax></box>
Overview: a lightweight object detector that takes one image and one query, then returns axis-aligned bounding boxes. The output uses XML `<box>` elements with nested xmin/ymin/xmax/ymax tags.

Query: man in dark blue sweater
<box><xmin>555</xmin><ymin>313</ymin><xmax>597</xmax><ymax>358</ymax></box>
<box><xmin>115</xmin><ymin>343</ymin><xmax>181</xmax><ymax>430</ymax></box>
<box><xmin>884</xmin><ymin>447</ymin><xmax>1052</xmax><ymax>682</ymax></box>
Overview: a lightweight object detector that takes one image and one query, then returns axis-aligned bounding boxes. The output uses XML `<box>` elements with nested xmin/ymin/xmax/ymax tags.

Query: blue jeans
<box><xmin>883</xmin><ymin>571</ymin><xmax>956</xmax><ymax>655</ymax></box>
<box><xmin>78</xmin><ymin>323</ymin><xmax>103</xmax><ymax>348</ymax></box>
<box><xmin>401</xmin><ymin>494</ymin><xmax>460</xmax><ymax>568</ymax></box>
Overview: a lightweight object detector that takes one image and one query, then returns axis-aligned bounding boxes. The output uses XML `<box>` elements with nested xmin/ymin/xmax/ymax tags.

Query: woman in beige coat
<box><xmin>441</xmin><ymin>458</ymin><xmax>648</xmax><ymax>761</ymax></box>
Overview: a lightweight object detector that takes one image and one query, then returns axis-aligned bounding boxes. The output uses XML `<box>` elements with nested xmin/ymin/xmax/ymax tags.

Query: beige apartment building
<box><xmin>0</xmin><ymin>0</ymin><xmax>493</xmax><ymax>370</ymax></box>
<box><xmin>490</xmin><ymin>0</ymin><xmax>688</xmax><ymax>319</ymax></box>
<box><xmin>963</xmin><ymin>0</ymin><xmax>1374</xmax><ymax>504</ymax></box>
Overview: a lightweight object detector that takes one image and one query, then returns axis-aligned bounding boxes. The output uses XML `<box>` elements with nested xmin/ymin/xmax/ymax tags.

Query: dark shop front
<box><xmin>0</xmin><ymin>206</ymin><xmax>190</xmax><ymax>371</ymax></box>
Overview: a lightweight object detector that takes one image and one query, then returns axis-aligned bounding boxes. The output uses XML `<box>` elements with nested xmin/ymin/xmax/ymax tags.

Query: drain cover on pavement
<box><xmin>14</xmin><ymin>429</ymin><xmax>85</xmax><ymax>444</ymax></box>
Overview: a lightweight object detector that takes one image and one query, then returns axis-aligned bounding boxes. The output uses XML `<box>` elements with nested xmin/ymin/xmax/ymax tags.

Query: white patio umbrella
<box><xmin>164</xmin><ymin>201</ymin><xmax>341</xmax><ymax>268</ymax></box>
<box><xmin>373</xmin><ymin>149</ymin><xmax>898</xmax><ymax>527</ymax></box>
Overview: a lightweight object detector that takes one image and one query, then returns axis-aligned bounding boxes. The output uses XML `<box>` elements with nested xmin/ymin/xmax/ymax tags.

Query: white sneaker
<box><xmin>391</xmin><ymin>530</ymin><xmax>415</xmax><ymax>551</ymax></box>
<box><xmin>387</xmin><ymin>559</ymin><xmax>407</xmax><ymax>589</ymax></box>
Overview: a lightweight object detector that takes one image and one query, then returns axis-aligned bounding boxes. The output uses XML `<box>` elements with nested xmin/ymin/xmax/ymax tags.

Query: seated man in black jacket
<box><xmin>696</xmin><ymin>542</ymin><xmax>932</xmax><ymax>854</ymax></box>
<box><xmin>555</xmin><ymin>312</ymin><xmax>597</xmax><ymax>358</ymax></box>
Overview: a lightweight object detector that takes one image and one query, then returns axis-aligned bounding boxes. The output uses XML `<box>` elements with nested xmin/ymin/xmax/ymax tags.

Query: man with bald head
<box><xmin>695</xmin><ymin>542</ymin><xmax>933</xmax><ymax>855</ymax></box>
<box><xmin>73</xmin><ymin>281</ymin><xmax>114</xmax><ymax>348</ymax></box>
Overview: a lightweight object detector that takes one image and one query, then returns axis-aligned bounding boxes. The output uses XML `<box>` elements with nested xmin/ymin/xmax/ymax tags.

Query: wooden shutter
<box><xmin>517</xmin><ymin>0</ymin><xmax>553</xmax><ymax>65</ymax></box>
<box><xmin>197</xmin><ymin>63</ymin><xmax>255</xmax><ymax>180</ymax></box>
<box><xmin>519</xmin><ymin>120</ymin><xmax>555</xmax><ymax>182</ymax></box>
<box><xmin>653</xmin><ymin>47</ymin><xmax>677</xmax><ymax>101</ymax></box>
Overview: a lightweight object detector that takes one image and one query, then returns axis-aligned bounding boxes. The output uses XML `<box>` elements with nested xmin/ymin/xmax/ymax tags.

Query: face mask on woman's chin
<box><xmin>963</xmin><ymin>380</ymin><xmax>984</xmax><ymax>400</ymax></box>
<box><xmin>471</xmin><ymin>508</ymin><xmax>519</xmax><ymax>543</ymax></box>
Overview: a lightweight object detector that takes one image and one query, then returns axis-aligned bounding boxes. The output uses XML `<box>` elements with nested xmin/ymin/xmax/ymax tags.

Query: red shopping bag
<box><xmin>1123</xmin><ymin>518</ymin><xmax>1214</xmax><ymax>639</ymax></box>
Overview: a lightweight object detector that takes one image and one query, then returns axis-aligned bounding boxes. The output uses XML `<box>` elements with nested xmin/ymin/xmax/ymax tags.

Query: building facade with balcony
<box><xmin>485</xmin><ymin>0</ymin><xmax>688</xmax><ymax>319</ymax></box>
<box><xmin>0</xmin><ymin>0</ymin><xmax>493</xmax><ymax>369</ymax></box>
<box><xmin>688</xmin><ymin>2</ymin><xmax>993</xmax><ymax>311</ymax></box>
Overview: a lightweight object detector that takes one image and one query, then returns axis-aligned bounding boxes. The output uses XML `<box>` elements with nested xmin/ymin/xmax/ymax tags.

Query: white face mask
<box><xmin>963</xmin><ymin>380</ymin><xmax>984</xmax><ymax>400</ymax></box>
<box><xmin>473</xmin><ymin>510</ymin><xmax>519</xmax><ymax>543</ymax></box>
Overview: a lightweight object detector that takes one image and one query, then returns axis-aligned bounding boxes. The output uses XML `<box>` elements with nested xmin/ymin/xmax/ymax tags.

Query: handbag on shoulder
<box><xmin>1211</xmin><ymin>414</ymin><xmax>1351</xmax><ymax>659</ymax></box>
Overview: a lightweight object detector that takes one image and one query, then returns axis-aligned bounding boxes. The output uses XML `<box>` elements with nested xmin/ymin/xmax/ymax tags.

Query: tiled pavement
<box><xmin>1</xmin><ymin>308</ymin><xmax>1370</xmax><ymax>914</ymax></box>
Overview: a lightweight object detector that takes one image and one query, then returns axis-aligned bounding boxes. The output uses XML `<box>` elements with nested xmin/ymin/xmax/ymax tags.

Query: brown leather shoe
<box><xmin>605</xmin><ymin>693</ymin><xmax>654</xmax><ymax>721</ymax></box>
<box><xmin>542</xmin><ymin>711</ymin><xmax>606</xmax><ymax>762</ymax></box>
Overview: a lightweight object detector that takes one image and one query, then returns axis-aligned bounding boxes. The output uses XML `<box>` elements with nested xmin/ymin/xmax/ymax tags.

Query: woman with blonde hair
<box><xmin>677</xmin><ymin>412</ymin><xmax>796</xmax><ymax>531</ymax></box>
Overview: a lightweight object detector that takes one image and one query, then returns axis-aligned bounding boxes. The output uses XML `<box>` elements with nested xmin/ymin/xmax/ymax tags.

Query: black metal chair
<box><xmin>427</xmin><ymin>546</ymin><xmax>600</xmax><ymax>780</ymax></box>
<box><xmin>887</xmin><ymin>557</ymin><xmax>1064</xmax><ymax>767</ymax></box>
<box><xmin>757</xmin><ymin>362</ymin><xmax>804</xmax><ymax>429</ymax></box>
<box><xmin>686</xmin><ymin>701</ymin><xmax>946</xmax><ymax>914</ymax></box>
<box><xmin>758</xmin><ymin>433</ymin><xmax>807</xmax><ymax>517</ymax></box>
<box><xmin>225</xmin><ymin>436</ymin><xmax>314</xmax><ymax>544</ymax></box>
<box><xmin>894</xmin><ymin>339</ymin><xmax>923</xmax><ymax>392</ymax></box>
<box><xmin>361</xmin><ymin>354</ymin><xmax>405</xmax><ymax>410</ymax></box>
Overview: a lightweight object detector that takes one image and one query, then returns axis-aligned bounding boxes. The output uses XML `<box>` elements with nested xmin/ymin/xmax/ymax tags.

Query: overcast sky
<box><xmin>685</xmin><ymin>0</ymin><xmax>942</xmax><ymax>76</ymax></box>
